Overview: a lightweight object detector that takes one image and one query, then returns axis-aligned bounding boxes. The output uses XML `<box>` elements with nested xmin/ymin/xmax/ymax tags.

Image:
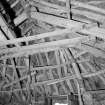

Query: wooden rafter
<box><xmin>0</xmin><ymin>36</ymin><xmax>88</xmax><ymax>60</ymax></box>
<box><xmin>0</xmin><ymin>29</ymin><xmax>72</xmax><ymax>46</ymax></box>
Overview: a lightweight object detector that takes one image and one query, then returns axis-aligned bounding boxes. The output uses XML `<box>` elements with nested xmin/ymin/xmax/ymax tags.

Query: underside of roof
<box><xmin>0</xmin><ymin>0</ymin><xmax>105</xmax><ymax>105</ymax></box>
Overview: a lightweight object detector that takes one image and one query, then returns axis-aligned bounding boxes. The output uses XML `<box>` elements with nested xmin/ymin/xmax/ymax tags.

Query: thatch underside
<box><xmin>1</xmin><ymin>0</ymin><xmax>105</xmax><ymax>105</ymax></box>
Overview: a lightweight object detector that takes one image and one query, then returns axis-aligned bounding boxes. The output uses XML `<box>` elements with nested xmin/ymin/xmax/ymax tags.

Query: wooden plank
<box><xmin>0</xmin><ymin>29</ymin><xmax>72</xmax><ymax>46</ymax></box>
<box><xmin>0</xmin><ymin>36</ymin><xmax>88</xmax><ymax>60</ymax></box>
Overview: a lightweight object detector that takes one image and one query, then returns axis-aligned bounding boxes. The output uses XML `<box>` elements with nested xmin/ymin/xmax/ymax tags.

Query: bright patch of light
<box><xmin>55</xmin><ymin>103</ymin><xmax>67</xmax><ymax>105</ymax></box>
